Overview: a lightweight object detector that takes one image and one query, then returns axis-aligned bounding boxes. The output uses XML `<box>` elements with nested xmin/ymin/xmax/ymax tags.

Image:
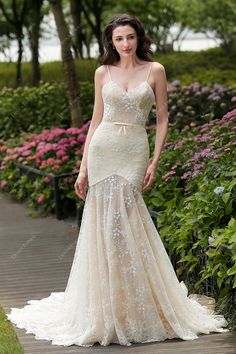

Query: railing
<box><xmin>12</xmin><ymin>161</ymin><xmax>78</xmax><ymax>219</ymax></box>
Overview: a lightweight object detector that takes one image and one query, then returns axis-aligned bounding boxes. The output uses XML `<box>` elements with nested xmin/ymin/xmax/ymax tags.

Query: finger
<box><xmin>75</xmin><ymin>184</ymin><xmax>82</xmax><ymax>198</ymax></box>
<box><xmin>75</xmin><ymin>185</ymin><xmax>80</xmax><ymax>196</ymax></box>
<box><xmin>143</xmin><ymin>172</ymin><xmax>150</xmax><ymax>185</ymax></box>
<box><xmin>143</xmin><ymin>183</ymin><xmax>151</xmax><ymax>193</ymax></box>
<box><xmin>75</xmin><ymin>189</ymin><xmax>81</xmax><ymax>198</ymax></box>
<box><xmin>142</xmin><ymin>176</ymin><xmax>155</xmax><ymax>192</ymax></box>
<box><xmin>142</xmin><ymin>177</ymin><xmax>149</xmax><ymax>189</ymax></box>
<box><xmin>143</xmin><ymin>181</ymin><xmax>151</xmax><ymax>192</ymax></box>
<box><xmin>78</xmin><ymin>185</ymin><xmax>86</xmax><ymax>201</ymax></box>
<box><xmin>142</xmin><ymin>180</ymin><xmax>150</xmax><ymax>192</ymax></box>
<box><xmin>143</xmin><ymin>173</ymin><xmax>152</xmax><ymax>185</ymax></box>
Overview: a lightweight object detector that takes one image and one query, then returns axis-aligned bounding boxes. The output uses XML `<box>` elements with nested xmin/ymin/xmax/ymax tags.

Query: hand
<box><xmin>142</xmin><ymin>159</ymin><xmax>158</xmax><ymax>193</ymax></box>
<box><xmin>74</xmin><ymin>172</ymin><xmax>88</xmax><ymax>201</ymax></box>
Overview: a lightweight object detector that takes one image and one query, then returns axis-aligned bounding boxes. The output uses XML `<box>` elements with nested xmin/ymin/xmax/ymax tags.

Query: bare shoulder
<box><xmin>150</xmin><ymin>62</ymin><xmax>167</xmax><ymax>88</ymax></box>
<box><xmin>95</xmin><ymin>65</ymin><xmax>107</xmax><ymax>75</ymax></box>
<box><xmin>94</xmin><ymin>65</ymin><xmax>108</xmax><ymax>87</ymax></box>
<box><xmin>95</xmin><ymin>65</ymin><xmax>107</xmax><ymax>83</ymax></box>
<box><xmin>151</xmin><ymin>61</ymin><xmax>166</xmax><ymax>76</ymax></box>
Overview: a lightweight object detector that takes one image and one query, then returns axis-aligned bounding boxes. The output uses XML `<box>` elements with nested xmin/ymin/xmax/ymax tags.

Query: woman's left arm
<box><xmin>142</xmin><ymin>63</ymin><xmax>169</xmax><ymax>193</ymax></box>
<box><xmin>151</xmin><ymin>63</ymin><xmax>169</xmax><ymax>167</ymax></box>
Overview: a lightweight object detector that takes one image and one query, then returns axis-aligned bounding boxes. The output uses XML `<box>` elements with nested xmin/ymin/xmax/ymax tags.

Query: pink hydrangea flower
<box><xmin>181</xmin><ymin>171</ymin><xmax>192</xmax><ymax>180</ymax></box>
<box><xmin>66</xmin><ymin>127</ymin><xmax>81</xmax><ymax>134</ymax></box>
<box><xmin>78</xmin><ymin>134</ymin><xmax>86</xmax><ymax>143</ymax></box>
<box><xmin>223</xmin><ymin>109</ymin><xmax>236</xmax><ymax>119</ymax></box>
<box><xmin>0</xmin><ymin>180</ymin><xmax>8</xmax><ymax>189</ymax></box>
<box><xmin>44</xmin><ymin>176</ymin><xmax>51</xmax><ymax>183</ymax></box>
<box><xmin>62</xmin><ymin>156</ymin><xmax>69</xmax><ymax>162</ymax></box>
<box><xmin>52</xmin><ymin>165</ymin><xmax>60</xmax><ymax>171</ymax></box>
<box><xmin>21</xmin><ymin>150</ymin><xmax>31</xmax><ymax>156</ymax></box>
<box><xmin>56</xmin><ymin>150</ymin><xmax>66</xmax><ymax>157</ymax></box>
<box><xmin>37</xmin><ymin>194</ymin><xmax>45</xmax><ymax>204</ymax></box>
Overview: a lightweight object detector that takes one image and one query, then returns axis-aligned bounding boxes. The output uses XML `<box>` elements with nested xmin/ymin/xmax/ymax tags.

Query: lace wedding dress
<box><xmin>7</xmin><ymin>64</ymin><xmax>228</xmax><ymax>347</ymax></box>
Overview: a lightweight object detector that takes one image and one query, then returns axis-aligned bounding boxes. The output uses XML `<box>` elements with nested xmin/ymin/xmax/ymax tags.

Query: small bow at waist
<box><xmin>113</xmin><ymin>121</ymin><xmax>143</xmax><ymax>135</ymax></box>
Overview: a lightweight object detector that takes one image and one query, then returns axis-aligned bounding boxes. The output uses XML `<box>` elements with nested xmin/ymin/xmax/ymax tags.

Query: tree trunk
<box><xmin>81</xmin><ymin>0</ymin><xmax>104</xmax><ymax>57</ymax></box>
<box><xmin>27</xmin><ymin>0</ymin><xmax>43</xmax><ymax>86</ymax></box>
<box><xmin>30</xmin><ymin>24</ymin><xmax>40</xmax><ymax>86</ymax></box>
<box><xmin>49</xmin><ymin>0</ymin><xmax>82</xmax><ymax>128</ymax></box>
<box><xmin>69</xmin><ymin>0</ymin><xmax>84</xmax><ymax>59</ymax></box>
<box><xmin>94</xmin><ymin>9</ymin><xmax>104</xmax><ymax>57</ymax></box>
<box><xmin>16</xmin><ymin>31</ymin><xmax>23</xmax><ymax>86</ymax></box>
<box><xmin>97</xmin><ymin>30</ymin><xmax>104</xmax><ymax>57</ymax></box>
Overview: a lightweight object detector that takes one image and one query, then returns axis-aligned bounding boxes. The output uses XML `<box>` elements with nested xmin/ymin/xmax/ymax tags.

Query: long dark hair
<box><xmin>101</xmin><ymin>13</ymin><xmax>153</xmax><ymax>65</ymax></box>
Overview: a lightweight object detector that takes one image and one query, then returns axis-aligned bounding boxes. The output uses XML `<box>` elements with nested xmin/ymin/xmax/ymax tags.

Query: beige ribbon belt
<box><xmin>113</xmin><ymin>121</ymin><xmax>143</xmax><ymax>135</ymax></box>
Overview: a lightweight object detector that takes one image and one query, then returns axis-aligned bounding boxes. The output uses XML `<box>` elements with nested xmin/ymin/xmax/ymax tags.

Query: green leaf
<box><xmin>224</xmin><ymin>171</ymin><xmax>236</xmax><ymax>177</ymax></box>
<box><xmin>217</xmin><ymin>276</ymin><xmax>224</xmax><ymax>288</ymax></box>
<box><xmin>212</xmin><ymin>263</ymin><xmax>221</xmax><ymax>273</ymax></box>
<box><xmin>227</xmin><ymin>265</ymin><xmax>236</xmax><ymax>276</ymax></box>
<box><xmin>222</xmin><ymin>192</ymin><xmax>231</xmax><ymax>204</ymax></box>
<box><xmin>225</xmin><ymin>200</ymin><xmax>233</xmax><ymax>215</ymax></box>
<box><xmin>228</xmin><ymin>178</ymin><xmax>236</xmax><ymax>190</ymax></box>
<box><xmin>233</xmin><ymin>277</ymin><xmax>236</xmax><ymax>288</ymax></box>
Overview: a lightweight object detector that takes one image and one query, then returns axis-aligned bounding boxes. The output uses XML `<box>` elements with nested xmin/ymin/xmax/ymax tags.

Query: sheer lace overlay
<box><xmin>7</xmin><ymin>175</ymin><xmax>228</xmax><ymax>347</ymax></box>
<box><xmin>7</xmin><ymin>64</ymin><xmax>228</xmax><ymax>347</ymax></box>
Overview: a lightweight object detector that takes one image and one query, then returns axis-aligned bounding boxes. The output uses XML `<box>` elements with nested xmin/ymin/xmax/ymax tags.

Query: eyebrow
<box><xmin>114</xmin><ymin>32</ymin><xmax>136</xmax><ymax>38</ymax></box>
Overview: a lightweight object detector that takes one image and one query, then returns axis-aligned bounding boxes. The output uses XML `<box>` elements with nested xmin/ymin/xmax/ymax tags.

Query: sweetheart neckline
<box><xmin>102</xmin><ymin>80</ymin><xmax>155</xmax><ymax>98</ymax></box>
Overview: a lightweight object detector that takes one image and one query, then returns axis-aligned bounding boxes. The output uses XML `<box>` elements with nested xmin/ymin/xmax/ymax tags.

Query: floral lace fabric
<box><xmin>7</xmin><ymin>67</ymin><xmax>228</xmax><ymax>346</ymax></box>
<box><xmin>7</xmin><ymin>175</ymin><xmax>228</xmax><ymax>347</ymax></box>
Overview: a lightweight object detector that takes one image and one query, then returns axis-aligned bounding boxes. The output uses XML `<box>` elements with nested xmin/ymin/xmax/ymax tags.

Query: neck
<box><xmin>116</xmin><ymin>54</ymin><xmax>142</xmax><ymax>68</ymax></box>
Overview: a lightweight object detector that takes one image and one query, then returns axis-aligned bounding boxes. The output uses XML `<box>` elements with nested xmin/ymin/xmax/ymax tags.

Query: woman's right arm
<box><xmin>78</xmin><ymin>66</ymin><xmax>105</xmax><ymax>177</ymax></box>
<box><xmin>74</xmin><ymin>66</ymin><xmax>105</xmax><ymax>200</ymax></box>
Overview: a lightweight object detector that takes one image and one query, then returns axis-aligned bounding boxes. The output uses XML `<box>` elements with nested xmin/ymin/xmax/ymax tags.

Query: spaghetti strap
<box><xmin>107</xmin><ymin>65</ymin><xmax>112</xmax><ymax>81</ymax></box>
<box><xmin>146</xmin><ymin>62</ymin><xmax>153</xmax><ymax>81</ymax></box>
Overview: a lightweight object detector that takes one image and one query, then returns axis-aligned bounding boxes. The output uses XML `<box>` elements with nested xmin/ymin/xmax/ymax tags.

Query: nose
<box><xmin>123</xmin><ymin>38</ymin><xmax>129</xmax><ymax>47</ymax></box>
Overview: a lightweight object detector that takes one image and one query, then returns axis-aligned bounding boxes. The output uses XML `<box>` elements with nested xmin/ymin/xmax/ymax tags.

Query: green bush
<box><xmin>1</xmin><ymin>79</ymin><xmax>235</xmax><ymax>140</ymax></box>
<box><xmin>156</xmin><ymin>47</ymin><xmax>236</xmax><ymax>87</ymax></box>
<box><xmin>144</xmin><ymin>108</ymin><xmax>236</xmax><ymax>326</ymax></box>
<box><xmin>156</xmin><ymin>81</ymin><xmax>236</xmax><ymax>130</ymax></box>
<box><xmin>0</xmin><ymin>82</ymin><xmax>94</xmax><ymax>140</ymax></box>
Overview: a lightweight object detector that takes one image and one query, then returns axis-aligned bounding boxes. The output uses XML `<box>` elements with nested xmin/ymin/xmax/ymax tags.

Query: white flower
<box><xmin>213</xmin><ymin>186</ymin><xmax>225</xmax><ymax>195</ymax></box>
<box><xmin>208</xmin><ymin>236</ymin><xmax>215</xmax><ymax>245</ymax></box>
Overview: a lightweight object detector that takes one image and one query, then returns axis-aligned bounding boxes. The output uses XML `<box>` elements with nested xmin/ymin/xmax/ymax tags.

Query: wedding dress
<box><xmin>7</xmin><ymin>64</ymin><xmax>228</xmax><ymax>347</ymax></box>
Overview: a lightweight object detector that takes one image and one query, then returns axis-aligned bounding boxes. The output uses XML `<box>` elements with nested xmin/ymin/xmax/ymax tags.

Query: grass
<box><xmin>0</xmin><ymin>304</ymin><xmax>24</xmax><ymax>354</ymax></box>
<box><xmin>0</xmin><ymin>58</ymin><xmax>99</xmax><ymax>88</ymax></box>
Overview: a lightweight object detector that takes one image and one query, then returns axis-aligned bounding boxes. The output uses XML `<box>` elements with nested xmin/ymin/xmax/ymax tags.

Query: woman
<box><xmin>7</xmin><ymin>13</ymin><xmax>228</xmax><ymax>347</ymax></box>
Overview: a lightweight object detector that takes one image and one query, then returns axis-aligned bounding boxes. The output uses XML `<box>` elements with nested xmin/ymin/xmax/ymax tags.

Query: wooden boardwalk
<box><xmin>0</xmin><ymin>192</ymin><xmax>235</xmax><ymax>354</ymax></box>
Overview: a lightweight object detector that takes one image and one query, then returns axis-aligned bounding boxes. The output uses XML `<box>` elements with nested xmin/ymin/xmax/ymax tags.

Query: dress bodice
<box><xmin>102</xmin><ymin>65</ymin><xmax>155</xmax><ymax>127</ymax></box>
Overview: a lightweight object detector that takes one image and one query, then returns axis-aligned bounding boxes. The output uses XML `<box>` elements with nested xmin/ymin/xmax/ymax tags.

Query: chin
<box><xmin>121</xmin><ymin>51</ymin><xmax>134</xmax><ymax>56</ymax></box>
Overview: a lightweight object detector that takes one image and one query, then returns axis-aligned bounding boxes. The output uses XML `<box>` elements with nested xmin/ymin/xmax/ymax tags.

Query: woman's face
<box><xmin>112</xmin><ymin>25</ymin><xmax>138</xmax><ymax>58</ymax></box>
